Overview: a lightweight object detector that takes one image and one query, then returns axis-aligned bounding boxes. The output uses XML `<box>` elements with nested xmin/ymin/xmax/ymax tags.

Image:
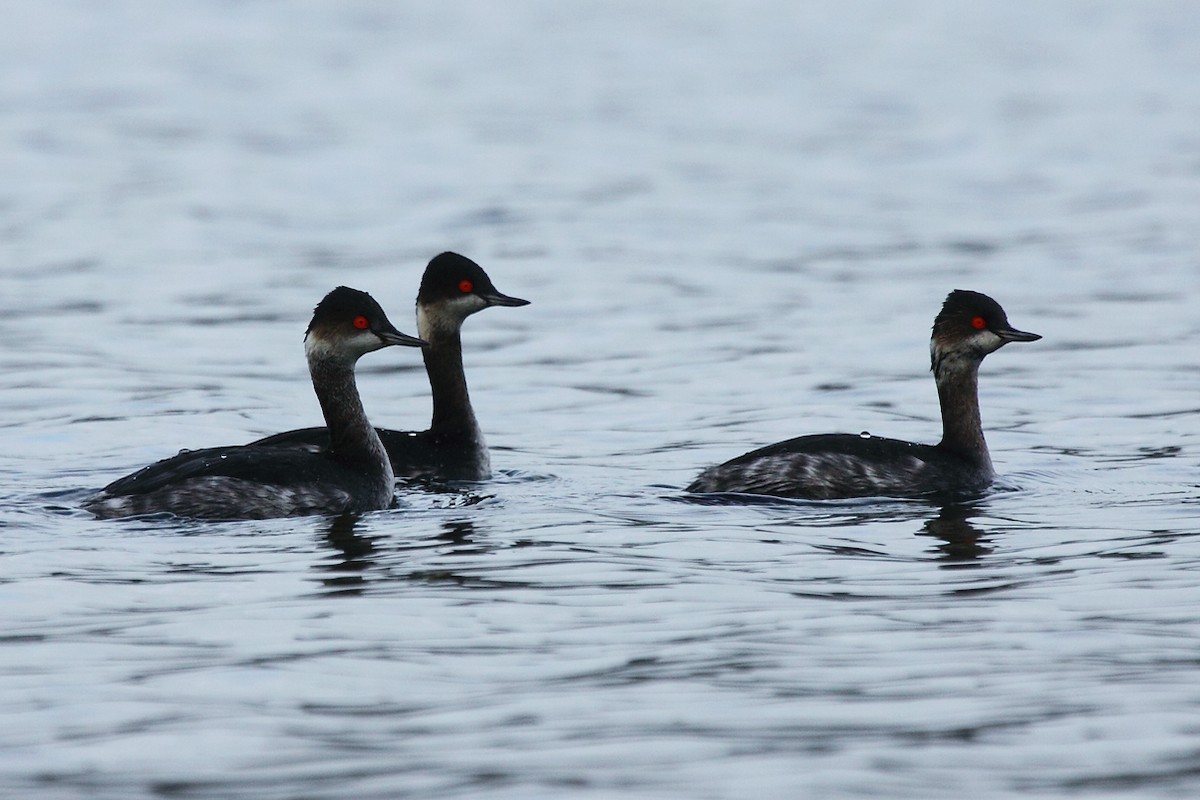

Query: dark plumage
<box><xmin>687</xmin><ymin>290</ymin><xmax>1040</xmax><ymax>500</ymax></box>
<box><xmin>84</xmin><ymin>287</ymin><xmax>425</xmax><ymax>520</ymax></box>
<box><xmin>249</xmin><ymin>252</ymin><xmax>529</xmax><ymax>481</ymax></box>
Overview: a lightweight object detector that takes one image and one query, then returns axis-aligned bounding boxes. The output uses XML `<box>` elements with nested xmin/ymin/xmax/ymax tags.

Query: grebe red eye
<box><xmin>971</xmin><ymin>316</ymin><xmax>987</xmax><ymax>330</ymax></box>
<box><xmin>353</xmin><ymin>316</ymin><xmax>370</xmax><ymax>330</ymax></box>
<box><xmin>459</xmin><ymin>279</ymin><xmax>474</xmax><ymax>294</ymax></box>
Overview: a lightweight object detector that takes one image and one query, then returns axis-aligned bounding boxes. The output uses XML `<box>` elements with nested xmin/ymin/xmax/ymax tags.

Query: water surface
<box><xmin>3</xmin><ymin>2</ymin><xmax>1200</xmax><ymax>798</ymax></box>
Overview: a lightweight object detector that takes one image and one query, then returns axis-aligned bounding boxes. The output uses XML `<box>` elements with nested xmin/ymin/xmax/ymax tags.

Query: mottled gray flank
<box><xmin>687</xmin><ymin>437</ymin><xmax>992</xmax><ymax>499</ymax></box>
<box><xmin>84</xmin><ymin>476</ymin><xmax>360</xmax><ymax>520</ymax></box>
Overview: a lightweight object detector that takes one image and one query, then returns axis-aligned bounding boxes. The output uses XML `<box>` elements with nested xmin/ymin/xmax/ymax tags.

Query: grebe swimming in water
<box><xmin>250</xmin><ymin>252</ymin><xmax>529</xmax><ymax>481</ymax></box>
<box><xmin>84</xmin><ymin>287</ymin><xmax>426</xmax><ymax>520</ymax></box>
<box><xmin>687</xmin><ymin>290</ymin><xmax>1040</xmax><ymax>500</ymax></box>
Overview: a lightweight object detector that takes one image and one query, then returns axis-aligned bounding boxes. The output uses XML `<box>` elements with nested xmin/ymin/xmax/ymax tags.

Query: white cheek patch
<box><xmin>305</xmin><ymin>329</ymin><xmax>381</xmax><ymax>363</ymax></box>
<box><xmin>305</xmin><ymin>332</ymin><xmax>338</xmax><ymax>362</ymax></box>
<box><xmin>974</xmin><ymin>329</ymin><xmax>1005</xmax><ymax>354</ymax></box>
<box><xmin>416</xmin><ymin>305</ymin><xmax>440</xmax><ymax>338</ymax></box>
<box><xmin>933</xmin><ymin>329</ymin><xmax>1005</xmax><ymax>376</ymax></box>
<box><xmin>418</xmin><ymin>295</ymin><xmax>487</xmax><ymax>337</ymax></box>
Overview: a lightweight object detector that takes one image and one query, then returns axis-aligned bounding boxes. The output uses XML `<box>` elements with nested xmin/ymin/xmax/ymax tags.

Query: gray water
<box><xmin>3</xmin><ymin>2</ymin><xmax>1200</xmax><ymax>798</ymax></box>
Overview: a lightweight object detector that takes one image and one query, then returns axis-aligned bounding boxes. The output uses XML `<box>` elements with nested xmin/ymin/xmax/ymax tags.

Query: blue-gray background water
<box><xmin>3</xmin><ymin>2</ymin><xmax>1200</xmax><ymax>798</ymax></box>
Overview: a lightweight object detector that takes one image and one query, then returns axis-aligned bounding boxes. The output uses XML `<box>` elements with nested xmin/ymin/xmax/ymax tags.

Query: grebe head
<box><xmin>305</xmin><ymin>286</ymin><xmax>426</xmax><ymax>364</ymax></box>
<box><xmin>417</xmin><ymin>252</ymin><xmax>529</xmax><ymax>337</ymax></box>
<box><xmin>930</xmin><ymin>290</ymin><xmax>1040</xmax><ymax>378</ymax></box>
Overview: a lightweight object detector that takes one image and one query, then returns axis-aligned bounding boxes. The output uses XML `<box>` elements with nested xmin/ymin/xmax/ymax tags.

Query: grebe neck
<box><xmin>308</xmin><ymin>355</ymin><xmax>390</xmax><ymax>476</ymax></box>
<box><xmin>934</xmin><ymin>360</ymin><xmax>990</xmax><ymax>469</ymax></box>
<box><xmin>418</xmin><ymin>308</ymin><xmax>482</xmax><ymax>439</ymax></box>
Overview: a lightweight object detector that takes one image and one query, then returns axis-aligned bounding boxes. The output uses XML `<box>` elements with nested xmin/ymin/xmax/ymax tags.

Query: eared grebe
<box><xmin>84</xmin><ymin>287</ymin><xmax>426</xmax><ymax>520</ymax></box>
<box><xmin>250</xmin><ymin>252</ymin><xmax>529</xmax><ymax>481</ymax></box>
<box><xmin>687</xmin><ymin>290</ymin><xmax>1040</xmax><ymax>500</ymax></box>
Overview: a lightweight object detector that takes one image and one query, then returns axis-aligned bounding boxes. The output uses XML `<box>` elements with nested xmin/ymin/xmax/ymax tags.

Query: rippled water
<box><xmin>3</xmin><ymin>2</ymin><xmax>1200</xmax><ymax>798</ymax></box>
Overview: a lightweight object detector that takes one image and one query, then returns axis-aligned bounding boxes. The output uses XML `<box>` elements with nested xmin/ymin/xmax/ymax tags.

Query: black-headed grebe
<box><xmin>687</xmin><ymin>290</ymin><xmax>1040</xmax><ymax>500</ymax></box>
<box><xmin>84</xmin><ymin>287</ymin><xmax>426</xmax><ymax>520</ymax></box>
<box><xmin>251</xmin><ymin>252</ymin><xmax>529</xmax><ymax>481</ymax></box>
